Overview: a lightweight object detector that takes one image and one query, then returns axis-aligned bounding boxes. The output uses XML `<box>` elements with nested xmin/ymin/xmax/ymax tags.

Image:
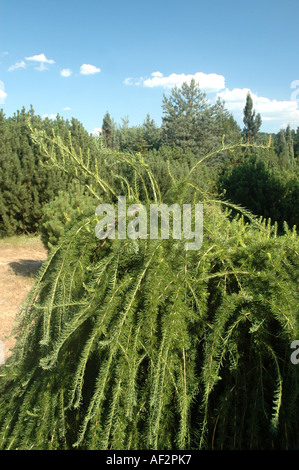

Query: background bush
<box><xmin>0</xmin><ymin>107</ymin><xmax>99</xmax><ymax>237</ymax></box>
<box><xmin>217</xmin><ymin>155</ymin><xmax>299</xmax><ymax>232</ymax></box>
<box><xmin>39</xmin><ymin>184</ymin><xmax>97</xmax><ymax>250</ymax></box>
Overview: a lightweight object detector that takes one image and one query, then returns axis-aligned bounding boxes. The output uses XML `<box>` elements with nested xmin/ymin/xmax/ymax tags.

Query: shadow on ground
<box><xmin>8</xmin><ymin>259</ymin><xmax>44</xmax><ymax>277</ymax></box>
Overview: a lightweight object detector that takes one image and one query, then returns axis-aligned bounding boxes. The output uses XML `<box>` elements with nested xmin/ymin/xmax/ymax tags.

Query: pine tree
<box><xmin>213</xmin><ymin>97</ymin><xmax>241</xmax><ymax>143</ymax></box>
<box><xmin>293</xmin><ymin>127</ymin><xmax>299</xmax><ymax>160</ymax></box>
<box><xmin>277</xmin><ymin>129</ymin><xmax>293</xmax><ymax>169</ymax></box>
<box><xmin>101</xmin><ymin>111</ymin><xmax>115</xmax><ymax>148</ymax></box>
<box><xmin>0</xmin><ymin>107</ymin><xmax>102</xmax><ymax>237</ymax></box>
<box><xmin>242</xmin><ymin>92</ymin><xmax>262</xmax><ymax>142</ymax></box>
<box><xmin>0</xmin><ymin>110</ymin><xmax>25</xmax><ymax>235</ymax></box>
<box><xmin>285</xmin><ymin>124</ymin><xmax>295</xmax><ymax>168</ymax></box>
<box><xmin>142</xmin><ymin>114</ymin><xmax>161</xmax><ymax>151</ymax></box>
<box><xmin>217</xmin><ymin>156</ymin><xmax>286</xmax><ymax>229</ymax></box>
<box><xmin>162</xmin><ymin>79</ymin><xmax>216</xmax><ymax>156</ymax></box>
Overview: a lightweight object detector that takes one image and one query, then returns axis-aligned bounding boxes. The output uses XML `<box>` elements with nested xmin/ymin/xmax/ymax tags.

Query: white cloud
<box><xmin>151</xmin><ymin>71</ymin><xmax>163</xmax><ymax>78</ymax></box>
<box><xmin>0</xmin><ymin>90</ymin><xmax>7</xmax><ymax>104</ymax></box>
<box><xmin>8</xmin><ymin>60</ymin><xmax>26</xmax><ymax>71</ymax></box>
<box><xmin>123</xmin><ymin>76</ymin><xmax>144</xmax><ymax>86</ymax></box>
<box><xmin>217</xmin><ymin>88</ymin><xmax>251</xmax><ymax>107</ymax></box>
<box><xmin>63</xmin><ymin>106</ymin><xmax>72</xmax><ymax>111</ymax></box>
<box><xmin>35</xmin><ymin>63</ymin><xmax>49</xmax><ymax>71</ymax></box>
<box><xmin>91</xmin><ymin>127</ymin><xmax>102</xmax><ymax>136</ymax></box>
<box><xmin>25</xmin><ymin>53</ymin><xmax>55</xmax><ymax>64</ymax></box>
<box><xmin>125</xmin><ymin>69</ymin><xmax>299</xmax><ymax>130</ymax></box>
<box><xmin>123</xmin><ymin>77</ymin><xmax>134</xmax><ymax>85</ymax></box>
<box><xmin>217</xmin><ymin>87</ymin><xmax>299</xmax><ymax>129</ymax></box>
<box><xmin>125</xmin><ymin>71</ymin><xmax>225</xmax><ymax>93</ymax></box>
<box><xmin>60</xmin><ymin>68</ymin><xmax>72</xmax><ymax>77</ymax></box>
<box><xmin>25</xmin><ymin>53</ymin><xmax>55</xmax><ymax>71</ymax></box>
<box><xmin>80</xmin><ymin>64</ymin><xmax>101</xmax><ymax>75</ymax></box>
<box><xmin>42</xmin><ymin>113</ymin><xmax>57</xmax><ymax>120</ymax></box>
<box><xmin>8</xmin><ymin>53</ymin><xmax>55</xmax><ymax>72</ymax></box>
<box><xmin>0</xmin><ymin>81</ymin><xmax>7</xmax><ymax>104</ymax></box>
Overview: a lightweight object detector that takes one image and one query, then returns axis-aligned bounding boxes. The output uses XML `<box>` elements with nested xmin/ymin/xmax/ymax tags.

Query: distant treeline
<box><xmin>0</xmin><ymin>81</ymin><xmax>298</xmax><ymax>238</ymax></box>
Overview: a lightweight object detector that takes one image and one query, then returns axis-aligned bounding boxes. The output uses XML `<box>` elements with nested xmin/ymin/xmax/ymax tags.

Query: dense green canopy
<box><xmin>0</xmin><ymin>83</ymin><xmax>298</xmax><ymax>450</ymax></box>
<box><xmin>0</xmin><ymin>131</ymin><xmax>298</xmax><ymax>450</ymax></box>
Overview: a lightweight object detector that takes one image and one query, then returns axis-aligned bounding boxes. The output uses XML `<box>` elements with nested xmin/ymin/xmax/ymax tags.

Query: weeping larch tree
<box><xmin>0</xmin><ymin>126</ymin><xmax>298</xmax><ymax>450</ymax></box>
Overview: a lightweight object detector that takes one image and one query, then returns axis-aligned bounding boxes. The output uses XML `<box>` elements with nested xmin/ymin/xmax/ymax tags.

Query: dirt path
<box><xmin>0</xmin><ymin>236</ymin><xmax>48</xmax><ymax>362</ymax></box>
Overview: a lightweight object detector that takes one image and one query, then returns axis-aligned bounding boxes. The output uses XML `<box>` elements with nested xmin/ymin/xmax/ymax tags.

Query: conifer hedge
<box><xmin>0</xmin><ymin>108</ymin><xmax>100</xmax><ymax>237</ymax></box>
<box><xmin>39</xmin><ymin>183</ymin><xmax>97</xmax><ymax>251</ymax></box>
<box><xmin>0</xmin><ymin>130</ymin><xmax>298</xmax><ymax>450</ymax></box>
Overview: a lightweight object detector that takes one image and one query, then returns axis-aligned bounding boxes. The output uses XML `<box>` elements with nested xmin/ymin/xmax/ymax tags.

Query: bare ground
<box><xmin>0</xmin><ymin>235</ymin><xmax>47</xmax><ymax>361</ymax></box>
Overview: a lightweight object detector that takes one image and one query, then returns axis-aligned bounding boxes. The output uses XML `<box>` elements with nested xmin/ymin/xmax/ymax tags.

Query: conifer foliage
<box><xmin>0</xmin><ymin>130</ymin><xmax>298</xmax><ymax>450</ymax></box>
<box><xmin>0</xmin><ymin>108</ymin><xmax>99</xmax><ymax>237</ymax></box>
<box><xmin>242</xmin><ymin>92</ymin><xmax>262</xmax><ymax>143</ymax></box>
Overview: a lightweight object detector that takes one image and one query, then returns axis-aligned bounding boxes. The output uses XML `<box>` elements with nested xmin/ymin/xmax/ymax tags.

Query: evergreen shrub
<box><xmin>217</xmin><ymin>155</ymin><xmax>299</xmax><ymax>232</ymax></box>
<box><xmin>39</xmin><ymin>184</ymin><xmax>97</xmax><ymax>250</ymax></box>
<box><xmin>0</xmin><ymin>132</ymin><xmax>298</xmax><ymax>450</ymax></box>
<box><xmin>0</xmin><ymin>108</ymin><xmax>100</xmax><ymax>237</ymax></box>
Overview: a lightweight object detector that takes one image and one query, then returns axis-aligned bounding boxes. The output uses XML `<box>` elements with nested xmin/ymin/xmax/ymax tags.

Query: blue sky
<box><xmin>1</xmin><ymin>0</ymin><xmax>299</xmax><ymax>134</ymax></box>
